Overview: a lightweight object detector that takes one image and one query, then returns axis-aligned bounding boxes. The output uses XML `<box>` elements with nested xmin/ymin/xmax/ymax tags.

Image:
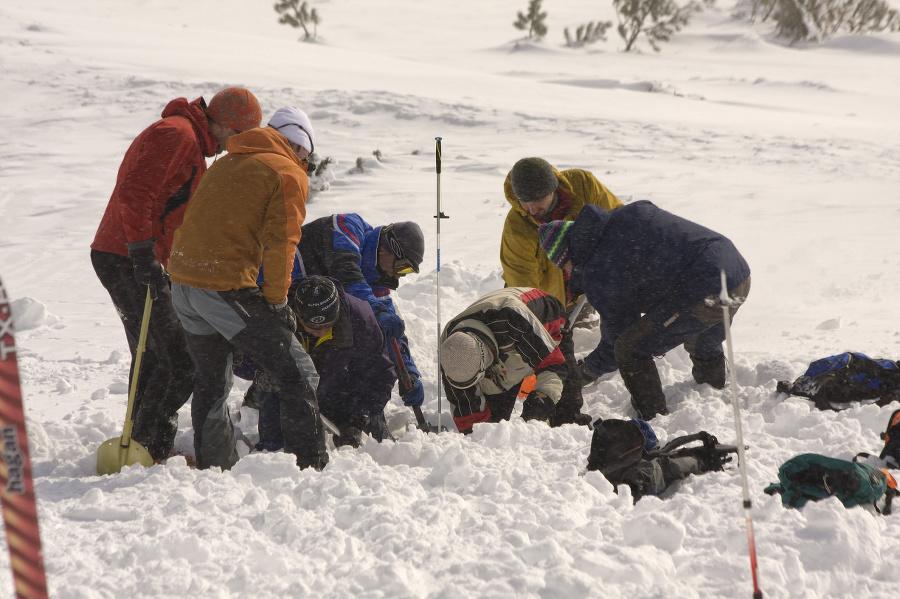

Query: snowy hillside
<box><xmin>1</xmin><ymin>0</ymin><xmax>900</xmax><ymax>597</ymax></box>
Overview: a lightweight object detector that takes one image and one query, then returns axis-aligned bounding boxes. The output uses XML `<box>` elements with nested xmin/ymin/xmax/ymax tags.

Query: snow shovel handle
<box><xmin>121</xmin><ymin>288</ymin><xmax>153</xmax><ymax>447</ymax></box>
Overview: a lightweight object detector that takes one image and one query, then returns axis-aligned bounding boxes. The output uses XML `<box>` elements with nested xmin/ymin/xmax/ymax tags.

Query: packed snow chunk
<box><xmin>108</xmin><ymin>381</ymin><xmax>129</xmax><ymax>394</ymax></box>
<box><xmin>795</xmin><ymin>499</ymin><xmax>884</xmax><ymax>575</ymax></box>
<box><xmin>622</xmin><ymin>511</ymin><xmax>686</xmax><ymax>553</ymax></box>
<box><xmin>10</xmin><ymin>297</ymin><xmax>60</xmax><ymax>331</ymax></box>
<box><xmin>755</xmin><ymin>359</ymin><xmax>796</xmax><ymax>386</ymax></box>
<box><xmin>25</xmin><ymin>418</ymin><xmax>51</xmax><ymax>458</ymax></box>
<box><xmin>816</xmin><ymin>317</ymin><xmax>841</xmax><ymax>330</ymax></box>
<box><xmin>103</xmin><ymin>349</ymin><xmax>128</xmax><ymax>364</ymax></box>
<box><xmin>583</xmin><ymin>470</ymin><xmax>615</xmax><ymax>495</ymax></box>
<box><xmin>231</xmin><ymin>451</ymin><xmax>304</xmax><ymax>486</ymax></box>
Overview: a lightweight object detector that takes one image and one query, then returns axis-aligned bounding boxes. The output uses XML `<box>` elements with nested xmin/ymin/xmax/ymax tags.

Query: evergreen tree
<box><xmin>274</xmin><ymin>0</ymin><xmax>321</xmax><ymax>41</ymax></box>
<box><xmin>748</xmin><ymin>0</ymin><xmax>899</xmax><ymax>43</ymax></box>
<box><xmin>613</xmin><ymin>0</ymin><xmax>701</xmax><ymax>51</ymax></box>
<box><xmin>514</xmin><ymin>0</ymin><xmax>549</xmax><ymax>39</ymax></box>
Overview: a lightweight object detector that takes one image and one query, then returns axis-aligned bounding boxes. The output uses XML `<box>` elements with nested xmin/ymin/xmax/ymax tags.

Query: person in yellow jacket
<box><xmin>167</xmin><ymin>106</ymin><xmax>327</xmax><ymax>471</ymax></box>
<box><xmin>500</xmin><ymin>157</ymin><xmax>623</xmax><ymax>318</ymax></box>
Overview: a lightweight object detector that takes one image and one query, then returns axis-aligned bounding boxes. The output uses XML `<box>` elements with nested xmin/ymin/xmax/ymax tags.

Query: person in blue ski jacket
<box><xmin>538</xmin><ymin>202</ymin><xmax>751</xmax><ymax>420</ymax></box>
<box><xmin>296</xmin><ymin>213</ymin><xmax>425</xmax><ymax>409</ymax></box>
<box><xmin>252</xmin><ymin>276</ymin><xmax>397</xmax><ymax>449</ymax></box>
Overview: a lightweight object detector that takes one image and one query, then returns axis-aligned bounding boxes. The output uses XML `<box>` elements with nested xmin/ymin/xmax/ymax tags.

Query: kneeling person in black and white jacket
<box><xmin>439</xmin><ymin>287</ymin><xmax>591</xmax><ymax>434</ymax></box>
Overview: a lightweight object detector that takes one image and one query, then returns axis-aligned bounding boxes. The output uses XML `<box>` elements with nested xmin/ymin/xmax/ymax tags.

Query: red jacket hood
<box><xmin>162</xmin><ymin>97</ymin><xmax>218</xmax><ymax>158</ymax></box>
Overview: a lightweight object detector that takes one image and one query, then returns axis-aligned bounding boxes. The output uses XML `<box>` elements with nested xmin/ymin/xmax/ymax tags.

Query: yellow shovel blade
<box><xmin>96</xmin><ymin>437</ymin><xmax>155</xmax><ymax>475</ymax></box>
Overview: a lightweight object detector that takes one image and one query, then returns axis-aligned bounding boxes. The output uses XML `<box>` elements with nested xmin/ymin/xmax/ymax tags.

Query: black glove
<box><xmin>521</xmin><ymin>390</ymin><xmax>555</xmax><ymax>423</ymax></box>
<box><xmin>334</xmin><ymin>414</ymin><xmax>367</xmax><ymax>448</ymax></box>
<box><xmin>269</xmin><ymin>299</ymin><xmax>296</xmax><ymax>333</ymax></box>
<box><xmin>127</xmin><ymin>239</ymin><xmax>167</xmax><ymax>300</ymax></box>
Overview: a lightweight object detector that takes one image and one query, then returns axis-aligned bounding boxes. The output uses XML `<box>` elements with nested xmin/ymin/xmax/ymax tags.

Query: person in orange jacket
<box><xmin>90</xmin><ymin>88</ymin><xmax>262</xmax><ymax>460</ymax></box>
<box><xmin>168</xmin><ymin>107</ymin><xmax>327</xmax><ymax>471</ymax></box>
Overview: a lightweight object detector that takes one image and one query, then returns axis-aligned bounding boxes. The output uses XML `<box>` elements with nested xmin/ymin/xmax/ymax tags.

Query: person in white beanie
<box><xmin>167</xmin><ymin>106</ymin><xmax>327</xmax><ymax>471</ymax></box>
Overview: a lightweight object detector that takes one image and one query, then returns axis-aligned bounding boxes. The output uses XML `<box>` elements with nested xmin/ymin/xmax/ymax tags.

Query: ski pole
<box><xmin>434</xmin><ymin>137</ymin><xmax>448</xmax><ymax>434</ymax></box>
<box><xmin>720</xmin><ymin>269</ymin><xmax>763</xmax><ymax>599</ymax></box>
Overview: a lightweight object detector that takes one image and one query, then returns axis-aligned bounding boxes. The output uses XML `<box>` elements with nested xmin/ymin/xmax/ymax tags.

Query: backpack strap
<box><xmin>647</xmin><ymin>431</ymin><xmax>715</xmax><ymax>457</ymax></box>
<box><xmin>853</xmin><ymin>452</ymin><xmax>878</xmax><ymax>463</ymax></box>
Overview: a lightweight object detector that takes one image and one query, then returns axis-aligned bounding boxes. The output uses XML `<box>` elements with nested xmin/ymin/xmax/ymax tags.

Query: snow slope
<box><xmin>1</xmin><ymin>0</ymin><xmax>899</xmax><ymax>596</ymax></box>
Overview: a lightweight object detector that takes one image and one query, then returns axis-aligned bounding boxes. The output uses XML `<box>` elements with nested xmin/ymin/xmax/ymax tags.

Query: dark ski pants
<box><xmin>612</xmin><ymin>277</ymin><xmax>752</xmax><ymax>369</ymax></box>
<box><xmin>171</xmin><ymin>283</ymin><xmax>326</xmax><ymax>470</ymax></box>
<box><xmin>605</xmin><ymin>277</ymin><xmax>750</xmax><ymax>418</ymax></box>
<box><xmin>553</xmin><ymin>324</ymin><xmax>586</xmax><ymax>423</ymax></box>
<box><xmin>257</xmin><ymin>389</ymin><xmax>390</xmax><ymax>450</ymax></box>
<box><xmin>91</xmin><ymin>249</ymin><xmax>193</xmax><ymax>459</ymax></box>
<box><xmin>621</xmin><ymin>455</ymin><xmax>705</xmax><ymax>502</ymax></box>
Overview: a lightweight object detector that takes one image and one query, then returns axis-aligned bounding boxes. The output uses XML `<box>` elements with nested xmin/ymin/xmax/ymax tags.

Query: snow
<box><xmin>2</xmin><ymin>0</ymin><xmax>900</xmax><ymax>597</ymax></box>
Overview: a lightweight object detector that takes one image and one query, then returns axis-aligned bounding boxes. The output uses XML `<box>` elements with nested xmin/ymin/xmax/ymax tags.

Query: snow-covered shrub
<box><xmin>564</xmin><ymin>21</ymin><xmax>614</xmax><ymax>47</ymax></box>
<box><xmin>613</xmin><ymin>0</ymin><xmax>708</xmax><ymax>51</ymax></box>
<box><xmin>748</xmin><ymin>0</ymin><xmax>900</xmax><ymax>43</ymax></box>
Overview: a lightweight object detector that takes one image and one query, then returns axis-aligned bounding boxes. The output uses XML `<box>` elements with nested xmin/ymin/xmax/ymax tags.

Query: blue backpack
<box><xmin>777</xmin><ymin>352</ymin><xmax>900</xmax><ymax>410</ymax></box>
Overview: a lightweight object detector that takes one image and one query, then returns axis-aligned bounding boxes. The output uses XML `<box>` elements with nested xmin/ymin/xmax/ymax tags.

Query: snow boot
<box><xmin>691</xmin><ymin>353</ymin><xmax>727</xmax><ymax>389</ymax></box>
<box><xmin>620</xmin><ymin>358</ymin><xmax>669</xmax><ymax>420</ymax></box>
<box><xmin>132</xmin><ymin>412</ymin><xmax>179</xmax><ymax>461</ymax></box>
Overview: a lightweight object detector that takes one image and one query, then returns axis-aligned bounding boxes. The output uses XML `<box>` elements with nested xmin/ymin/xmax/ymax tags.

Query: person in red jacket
<box><xmin>90</xmin><ymin>88</ymin><xmax>262</xmax><ymax>460</ymax></box>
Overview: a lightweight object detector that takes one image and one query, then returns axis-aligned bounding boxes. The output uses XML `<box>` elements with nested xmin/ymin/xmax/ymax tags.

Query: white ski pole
<box><xmin>720</xmin><ymin>269</ymin><xmax>763</xmax><ymax>599</ymax></box>
<box><xmin>434</xmin><ymin>137</ymin><xmax>448</xmax><ymax>433</ymax></box>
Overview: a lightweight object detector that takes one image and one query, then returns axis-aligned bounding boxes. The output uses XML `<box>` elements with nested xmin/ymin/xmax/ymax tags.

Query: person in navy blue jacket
<box><xmin>255</xmin><ymin>276</ymin><xmax>398</xmax><ymax>449</ymax></box>
<box><xmin>538</xmin><ymin>202</ymin><xmax>751</xmax><ymax>420</ymax></box>
<box><xmin>297</xmin><ymin>213</ymin><xmax>425</xmax><ymax>409</ymax></box>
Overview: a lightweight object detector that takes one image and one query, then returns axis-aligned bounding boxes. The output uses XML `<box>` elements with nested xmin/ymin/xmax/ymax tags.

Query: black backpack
<box><xmin>586</xmin><ymin>418</ymin><xmax>657</xmax><ymax>481</ymax></box>
<box><xmin>777</xmin><ymin>352</ymin><xmax>900</xmax><ymax>411</ymax></box>
<box><xmin>586</xmin><ymin>418</ymin><xmax>734</xmax><ymax>484</ymax></box>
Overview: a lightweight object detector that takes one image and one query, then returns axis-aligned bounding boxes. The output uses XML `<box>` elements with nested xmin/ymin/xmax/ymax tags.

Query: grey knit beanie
<box><xmin>510</xmin><ymin>157</ymin><xmax>558</xmax><ymax>202</ymax></box>
<box><xmin>440</xmin><ymin>331</ymin><xmax>490</xmax><ymax>389</ymax></box>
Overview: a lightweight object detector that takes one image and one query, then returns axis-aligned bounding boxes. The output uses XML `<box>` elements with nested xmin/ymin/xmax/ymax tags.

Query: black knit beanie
<box><xmin>510</xmin><ymin>157</ymin><xmax>558</xmax><ymax>202</ymax></box>
<box><xmin>293</xmin><ymin>276</ymin><xmax>340</xmax><ymax>327</ymax></box>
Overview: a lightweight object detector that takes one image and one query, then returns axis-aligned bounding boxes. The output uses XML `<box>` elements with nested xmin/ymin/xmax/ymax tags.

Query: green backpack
<box><xmin>764</xmin><ymin>453</ymin><xmax>898</xmax><ymax>514</ymax></box>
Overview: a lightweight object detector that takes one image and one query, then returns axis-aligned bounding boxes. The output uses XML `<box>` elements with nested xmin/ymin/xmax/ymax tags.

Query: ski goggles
<box><xmin>382</xmin><ymin>224</ymin><xmax>419</xmax><ymax>275</ymax></box>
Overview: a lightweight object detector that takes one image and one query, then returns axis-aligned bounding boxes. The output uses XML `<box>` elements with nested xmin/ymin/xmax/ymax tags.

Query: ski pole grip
<box><xmin>435</xmin><ymin>137</ymin><xmax>442</xmax><ymax>174</ymax></box>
